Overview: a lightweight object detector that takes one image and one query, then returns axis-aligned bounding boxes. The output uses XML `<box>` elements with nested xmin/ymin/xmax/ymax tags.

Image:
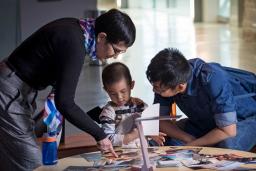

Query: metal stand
<box><xmin>135</xmin><ymin>115</ymin><xmax>181</xmax><ymax>171</ymax></box>
<box><xmin>136</xmin><ymin>122</ymin><xmax>153</xmax><ymax>171</ymax></box>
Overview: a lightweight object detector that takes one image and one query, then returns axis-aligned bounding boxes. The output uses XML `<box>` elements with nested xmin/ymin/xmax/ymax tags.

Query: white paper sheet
<box><xmin>141</xmin><ymin>103</ymin><xmax>159</xmax><ymax>136</ymax></box>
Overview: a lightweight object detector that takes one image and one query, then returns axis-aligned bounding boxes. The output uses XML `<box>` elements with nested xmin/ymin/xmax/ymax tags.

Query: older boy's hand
<box><xmin>97</xmin><ymin>137</ymin><xmax>118</xmax><ymax>157</ymax></box>
<box><xmin>149</xmin><ymin>132</ymin><xmax>167</xmax><ymax>146</ymax></box>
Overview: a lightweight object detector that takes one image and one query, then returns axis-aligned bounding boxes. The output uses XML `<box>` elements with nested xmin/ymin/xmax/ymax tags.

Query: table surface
<box><xmin>35</xmin><ymin>146</ymin><xmax>256</xmax><ymax>171</ymax></box>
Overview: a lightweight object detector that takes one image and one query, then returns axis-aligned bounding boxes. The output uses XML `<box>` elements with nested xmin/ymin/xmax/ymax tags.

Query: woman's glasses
<box><xmin>110</xmin><ymin>43</ymin><xmax>126</xmax><ymax>56</ymax></box>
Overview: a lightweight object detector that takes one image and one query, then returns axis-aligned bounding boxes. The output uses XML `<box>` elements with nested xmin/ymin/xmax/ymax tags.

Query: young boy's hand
<box><xmin>130</xmin><ymin>97</ymin><xmax>144</xmax><ymax>105</ymax></box>
<box><xmin>149</xmin><ymin>132</ymin><xmax>167</xmax><ymax>146</ymax></box>
<box><xmin>123</xmin><ymin>128</ymin><xmax>139</xmax><ymax>145</ymax></box>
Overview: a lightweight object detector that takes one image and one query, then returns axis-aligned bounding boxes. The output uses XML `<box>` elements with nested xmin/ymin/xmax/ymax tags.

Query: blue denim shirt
<box><xmin>154</xmin><ymin>58</ymin><xmax>256</xmax><ymax>132</ymax></box>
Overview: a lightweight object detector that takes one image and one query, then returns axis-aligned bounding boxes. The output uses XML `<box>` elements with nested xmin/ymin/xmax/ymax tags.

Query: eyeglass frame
<box><xmin>109</xmin><ymin>42</ymin><xmax>126</xmax><ymax>56</ymax></box>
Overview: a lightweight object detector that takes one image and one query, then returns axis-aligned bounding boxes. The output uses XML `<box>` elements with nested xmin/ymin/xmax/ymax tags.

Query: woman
<box><xmin>0</xmin><ymin>9</ymin><xmax>136</xmax><ymax>170</ymax></box>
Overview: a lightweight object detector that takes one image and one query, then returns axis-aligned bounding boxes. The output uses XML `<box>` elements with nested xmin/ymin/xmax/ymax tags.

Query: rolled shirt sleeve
<box><xmin>214</xmin><ymin>111</ymin><xmax>237</xmax><ymax>127</ymax></box>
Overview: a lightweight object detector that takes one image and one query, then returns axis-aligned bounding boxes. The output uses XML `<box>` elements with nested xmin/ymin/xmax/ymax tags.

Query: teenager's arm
<box><xmin>154</xmin><ymin>93</ymin><xmax>195</xmax><ymax>143</ymax></box>
<box><xmin>186</xmin><ymin>124</ymin><xmax>236</xmax><ymax>146</ymax></box>
<box><xmin>160</xmin><ymin>120</ymin><xmax>196</xmax><ymax>143</ymax></box>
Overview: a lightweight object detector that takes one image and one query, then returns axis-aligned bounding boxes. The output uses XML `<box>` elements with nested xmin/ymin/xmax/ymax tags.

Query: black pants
<box><xmin>0</xmin><ymin>62</ymin><xmax>41</xmax><ymax>171</ymax></box>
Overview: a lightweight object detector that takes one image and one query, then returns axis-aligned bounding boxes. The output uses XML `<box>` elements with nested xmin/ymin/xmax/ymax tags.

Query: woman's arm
<box><xmin>53</xmin><ymin>29</ymin><xmax>106</xmax><ymax>141</ymax></box>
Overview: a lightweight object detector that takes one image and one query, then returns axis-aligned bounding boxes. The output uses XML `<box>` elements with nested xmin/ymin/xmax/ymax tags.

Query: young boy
<box><xmin>146</xmin><ymin>48</ymin><xmax>256</xmax><ymax>151</ymax></box>
<box><xmin>100</xmin><ymin>62</ymin><xmax>166</xmax><ymax>148</ymax></box>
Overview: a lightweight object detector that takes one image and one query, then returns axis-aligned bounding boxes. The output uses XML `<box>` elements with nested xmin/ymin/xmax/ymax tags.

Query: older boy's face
<box><xmin>105</xmin><ymin>78</ymin><xmax>133</xmax><ymax>106</ymax></box>
<box><xmin>152</xmin><ymin>81</ymin><xmax>178</xmax><ymax>97</ymax></box>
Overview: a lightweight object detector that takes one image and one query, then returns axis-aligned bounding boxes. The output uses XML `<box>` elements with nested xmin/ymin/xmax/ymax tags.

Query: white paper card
<box><xmin>141</xmin><ymin>103</ymin><xmax>159</xmax><ymax>136</ymax></box>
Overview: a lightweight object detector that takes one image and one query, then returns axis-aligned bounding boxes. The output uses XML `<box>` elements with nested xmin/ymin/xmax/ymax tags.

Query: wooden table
<box><xmin>35</xmin><ymin>146</ymin><xmax>256</xmax><ymax>171</ymax></box>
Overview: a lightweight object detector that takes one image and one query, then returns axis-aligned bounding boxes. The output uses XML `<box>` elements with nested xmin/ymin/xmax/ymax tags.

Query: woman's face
<box><xmin>96</xmin><ymin>32</ymin><xmax>128</xmax><ymax>61</ymax></box>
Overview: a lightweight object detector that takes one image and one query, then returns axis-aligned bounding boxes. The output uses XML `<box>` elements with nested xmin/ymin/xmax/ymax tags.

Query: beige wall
<box><xmin>202</xmin><ymin>0</ymin><xmax>219</xmax><ymax>22</ymax></box>
<box><xmin>20</xmin><ymin>0</ymin><xmax>97</xmax><ymax>40</ymax></box>
<box><xmin>242</xmin><ymin>0</ymin><xmax>256</xmax><ymax>41</ymax></box>
<box><xmin>0</xmin><ymin>0</ymin><xmax>97</xmax><ymax>59</ymax></box>
<box><xmin>0</xmin><ymin>0</ymin><xmax>20</xmax><ymax>59</ymax></box>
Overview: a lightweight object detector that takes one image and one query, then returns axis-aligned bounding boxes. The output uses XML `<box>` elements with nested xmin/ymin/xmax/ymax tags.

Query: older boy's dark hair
<box><xmin>102</xmin><ymin>62</ymin><xmax>132</xmax><ymax>88</ymax></box>
<box><xmin>146</xmin><ymin>48</ymin><xmax>192</xmax><ymax>89</ymax></box>
<box><xmin>95</xmin><ymin>9</ymin><xmax>136</xmax><ymax>47</ymax></box>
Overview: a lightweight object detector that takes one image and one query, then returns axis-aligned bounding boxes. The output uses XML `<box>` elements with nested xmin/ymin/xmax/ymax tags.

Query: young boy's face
<box><xmin>152</xmin><ymin>81</ymin><xmax>180</xmax><ymax>97</ymax></box>
<box><xmin>104</xmin><ymin>78</ymin><xmax>134</xmax><ymax>106</ymax></box>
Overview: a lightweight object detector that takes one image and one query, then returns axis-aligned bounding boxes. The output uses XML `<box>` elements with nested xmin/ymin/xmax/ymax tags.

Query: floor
<box><xmin>36</xmin><ymin>9</ymin><xmax>256</xmax><ymax>136</ymax></box>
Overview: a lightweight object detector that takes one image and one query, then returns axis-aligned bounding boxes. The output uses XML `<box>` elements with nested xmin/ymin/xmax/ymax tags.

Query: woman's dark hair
<box><xmin>146</xmin><ymin>48</ymin><xmax>192</xmax><ymax>89</ymax></box>
<box><xmin>95</xmin><ymin>9</ymin><xmax>136</xmax><ymax>47</ymax></box>
<box><xmin>102</xmin><ymin>62</ymin><xmax>132</xmax><ymax>88</ymax></box>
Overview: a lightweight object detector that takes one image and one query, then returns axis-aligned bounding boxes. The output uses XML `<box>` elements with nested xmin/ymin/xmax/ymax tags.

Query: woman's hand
<box><xmin>97</xmin><ymin>137</ymin><xmax>118</xmax><ymax>157</ymax></box>
<box><xmin>149</xmin><ymin>132</ymin><xmax>167</xmax><ymax>146</ymax></box>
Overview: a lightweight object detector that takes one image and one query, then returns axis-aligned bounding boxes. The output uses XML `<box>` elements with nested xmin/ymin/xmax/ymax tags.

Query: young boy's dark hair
<box><xmin>102</xmin><ymin>62</ymin><xmax>132</xmax><ymax>88</ymax></box>
<box><xmin>95</xmin><ymin>9</ymin><xmax>136</xmax><ymax>47</ymax></box>
<box><xmin>146</xmin><ymin>48</ymin><xmax>192</xmax><ymax>89</ymax></box>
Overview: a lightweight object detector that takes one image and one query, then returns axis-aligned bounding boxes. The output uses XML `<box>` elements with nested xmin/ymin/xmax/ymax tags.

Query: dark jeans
<box><xmin>0</xmin><ymin>62</ymin><xmax>41</xmax><ymax>171</ymax></box>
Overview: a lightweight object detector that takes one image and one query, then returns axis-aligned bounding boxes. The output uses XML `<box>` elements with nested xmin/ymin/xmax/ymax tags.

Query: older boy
<box><xmin>146</xmin><ymin>48</ymin><xmax>256</xmax><ymax>151</ymax></box>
